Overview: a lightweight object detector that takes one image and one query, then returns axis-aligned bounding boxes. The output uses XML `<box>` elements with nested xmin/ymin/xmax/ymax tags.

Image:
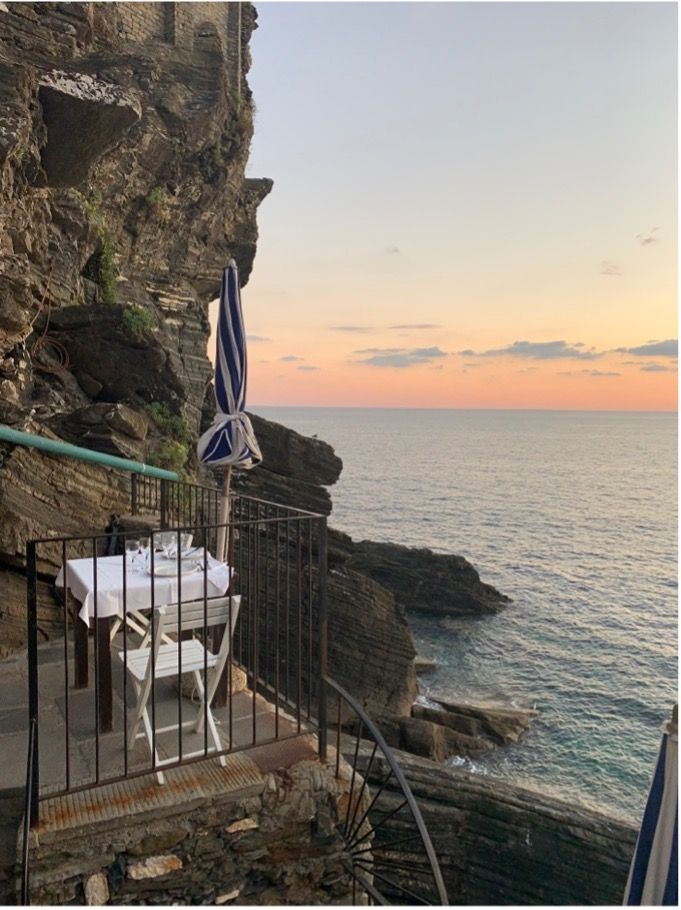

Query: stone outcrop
<box><xmin>347</xmin><ymin>538</ymin><xmax>510</xmax><ymax>616</ymax></box>
<box><xmin>356</xmin><ymin>746</ymin><xmax>637</xmax><ymax>906</ymax></box>
<box><xmin>373</xmin><ymin>698</ymin><xmax>535</xmax><ymax>764</ymax></box>
<box><xmin>223</xmin><ymin>412</ymin><xmax>342</xmax><ymax>516</ymax></box>
<box><xmin>0</xmin><ymin>1</ymin><xmax>269</xmax><ymax>435</ymax></box>
<box><xmin>327</xmin><ymin>568</ymin><xmax>417</xmax><ymax>721</ymax></box>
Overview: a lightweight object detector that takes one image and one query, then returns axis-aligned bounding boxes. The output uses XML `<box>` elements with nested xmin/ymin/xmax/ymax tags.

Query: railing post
<box><xmin>26</xmin><ymin>541</ymin><xmax>39</xmax><ymax>827</ymax></box>
<box><xmin>160</xmin><ymin>479</ymin><xmax>169</xmax><ymax>529</ymax></box>
<box><xmin>131</xmin><ymin>473</ymin><xmax>138</xmax><ymax>515</ymax></box>
<box><xmin>317</xmin><ymin>518</ymin><xmax>328</xmax><ymax>762</ymax></box>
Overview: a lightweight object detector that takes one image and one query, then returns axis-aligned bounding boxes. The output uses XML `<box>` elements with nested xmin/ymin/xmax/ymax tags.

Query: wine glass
<box><xmin>125</xmin><ymin>538</ymin><xmax>140</xmax><ymax>571</ymax></box>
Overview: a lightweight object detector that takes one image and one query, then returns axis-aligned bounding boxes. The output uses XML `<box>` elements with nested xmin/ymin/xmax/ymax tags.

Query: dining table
<box><xmin>55</xmin><ymin>550</ymin><xmax>232</xmax><ymax>733</ymax></box>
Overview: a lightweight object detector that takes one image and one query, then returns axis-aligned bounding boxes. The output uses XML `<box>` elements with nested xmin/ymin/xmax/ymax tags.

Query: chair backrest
<box><xmin>159</xmin><ymin>596</ymin><xmax>241</xmax><ymax>637</ymax></box>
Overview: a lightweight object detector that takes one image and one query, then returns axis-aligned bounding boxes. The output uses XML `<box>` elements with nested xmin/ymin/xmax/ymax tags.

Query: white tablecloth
<box><xmin>55</xmin><ymin>552</ymin><xmax>232</xmax><ymax>627</ymax></box>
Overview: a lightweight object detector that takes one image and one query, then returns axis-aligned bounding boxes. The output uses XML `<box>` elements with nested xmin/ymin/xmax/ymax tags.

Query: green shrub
<box><xmin>121</xmin><ymin>304</ymin><xmax>154</xmax><ymax>340</ymax></box>
<box><xmin>99</xmin><ymin>233</ymin><xmax>117</xmax><ymax>305</ymax></box>
<box><xmin>149</xmin><ymin>440</ymin><xmax>189</xmax><ymax>474</ymax></box>
<box><xmin>145</xmin><ymin>402</ymin><xmax>191</xmax><ymax>445</ymax></box>
<box><xmin>145</xmin><ymin>186</ymin><xmax>168</xmax><ymax>209</ymax></box>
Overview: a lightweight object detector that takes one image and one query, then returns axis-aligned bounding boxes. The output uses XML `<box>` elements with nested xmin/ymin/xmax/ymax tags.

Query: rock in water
<box><xmin>347</xmin><ymin>539</ymin><xmax>511</xmax><ymax>616</ymax></box>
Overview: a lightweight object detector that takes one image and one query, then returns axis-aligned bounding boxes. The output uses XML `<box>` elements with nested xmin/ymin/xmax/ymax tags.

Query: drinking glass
<box><xmin>125</xmin><ymin>538</ymin><xmax>140</xmax><ymax>570</ymax></box>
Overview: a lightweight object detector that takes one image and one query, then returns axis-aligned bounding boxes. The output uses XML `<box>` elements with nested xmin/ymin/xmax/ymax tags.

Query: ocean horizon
<box><xmin>253</xmin><ymin>405</ymin><xmax>678</xmax><ymax>823</ymax></box>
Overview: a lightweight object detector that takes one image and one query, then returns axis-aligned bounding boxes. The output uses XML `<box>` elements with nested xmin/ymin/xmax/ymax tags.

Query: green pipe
<box><xmin>0</xmin><ymin>425</ymin><xmax>179</xmax><ymax>481</ymax></box>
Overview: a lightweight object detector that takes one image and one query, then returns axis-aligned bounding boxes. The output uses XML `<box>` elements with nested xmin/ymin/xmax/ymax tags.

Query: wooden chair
<box><xmin>119</xmin><ymin>595</ymin><xmax>241</xmax><ymax>783</ymax></box>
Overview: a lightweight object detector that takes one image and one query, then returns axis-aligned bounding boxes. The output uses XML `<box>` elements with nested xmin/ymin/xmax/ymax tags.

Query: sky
<box><xmin>225</xmin><ymin>1</ymin><xmax>678</xmax><ymax>410</ymax></box>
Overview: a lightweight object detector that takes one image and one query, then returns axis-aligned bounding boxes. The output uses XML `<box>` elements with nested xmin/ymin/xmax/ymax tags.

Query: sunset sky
<box><xmin>229</xmin><ymin>1</ymin><xmax>677</xmax><ymax>410</ymax></box>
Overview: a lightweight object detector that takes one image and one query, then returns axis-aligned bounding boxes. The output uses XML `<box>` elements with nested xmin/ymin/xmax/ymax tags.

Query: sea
<box><xmin>254</xmin><ymin>407</ymin><xmax>677</xmax><ymax>825</ymax></box>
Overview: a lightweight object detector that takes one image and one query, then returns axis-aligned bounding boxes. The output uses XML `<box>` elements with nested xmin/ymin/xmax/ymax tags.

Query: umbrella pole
<box><xmin>216</xmin><ymin>465</ymin><xmax>232</xmax><ymax>563</ymax></box>
<box><xmin>213</xmin><ymin>465</ymin><xmax>232</xmax><ymax>708</ymax></box>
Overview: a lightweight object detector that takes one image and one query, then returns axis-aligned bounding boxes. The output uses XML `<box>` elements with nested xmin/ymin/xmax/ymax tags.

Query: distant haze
<box><xmin>211</xmin><ymin>2</ymin><xmax>678</xmax><ymax>410</ymax></box>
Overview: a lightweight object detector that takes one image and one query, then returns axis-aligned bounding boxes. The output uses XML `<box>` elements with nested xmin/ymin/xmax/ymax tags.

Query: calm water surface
<box><xmin>255</xmin><ymin>407</ymin><xmax>677</xmax><ymax>822</ymax></box>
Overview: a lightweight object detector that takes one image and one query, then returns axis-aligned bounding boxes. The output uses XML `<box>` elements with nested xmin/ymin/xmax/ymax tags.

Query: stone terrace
<box><xmin>0</xmin><ymin>637</ymin><xmax>334</xmax><ymax>904</ymax></box>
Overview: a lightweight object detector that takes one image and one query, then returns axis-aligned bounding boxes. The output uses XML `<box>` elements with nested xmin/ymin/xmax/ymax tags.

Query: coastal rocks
<box><xmin>205</xmin><ymin>411</ymin><xmax>342</xmax><ymax>517</ymax></box>
<box><xmin>398</xmin><ymin>715</ymin><xmax>494</xmax><ymax>763</ymax></box>
<box><xmin>355</xmin><ymin>746</ymin><xmax>637</xmax><ymax>905</ymax></box>
<box><xmin>347</xmin><ymin>539</ymin><xmax>510</xmax><ymax>617</ymax></box>
<box><xmin>417</xmin><ymin>697</ymin><xmax>536</xmax><ymax>746</ymax></box>
<box><xmin>327</xmin><ymin>568</ymin><xmax>417</xmax><ymax>720</ymax></box>
<box><xmin>372</xmin><ymin>698</ymin><xmax>535</xmax><ymax>763</ymax></box>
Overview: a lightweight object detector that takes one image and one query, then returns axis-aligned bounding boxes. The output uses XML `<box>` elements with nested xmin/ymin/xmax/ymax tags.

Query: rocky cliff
<box><xmin>356</xmin><ymin>746</ymin><xmax>636</xmax><ymax>905</ymax></box>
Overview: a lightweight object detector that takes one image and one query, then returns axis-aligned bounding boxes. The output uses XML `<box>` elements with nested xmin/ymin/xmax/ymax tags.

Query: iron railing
<box><xmin>25</xmin><ymin>500</ymin><xmax>328</xmax><ymax>806</ymax></box>
<box><xmin>325</xmin><ymin>677</ymin><xmax>449</xmax><ymax>906</ymax></box>
<box><xmin>21</xmin><ymin>717</ymin><xmax>38</xmax><ymax>905</ymax></box>
<box><xmin>21</xmin><ymin>471</ymin><xmax>447</xmax><ymax>905</ymax></box>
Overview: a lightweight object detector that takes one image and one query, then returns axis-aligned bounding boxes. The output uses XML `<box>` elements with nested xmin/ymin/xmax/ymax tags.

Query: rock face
<box><xmin>373</xmin><ymin>698</ymin><xmax>535</xmax><ymax>764</ymax></box>
<box><xmin>347</xmin><ymin>539</ymin><xmax>510</xmax><ymax>617</ymax></box>
<box><xmin>357</xmin><ymin>746</ymin><xmax>636</xmax><ymax>906</ymax></box>
<box><xmin>0</xmin><ymin>2</ymin><xmax>270</xmax><ymax>436</ymax></box>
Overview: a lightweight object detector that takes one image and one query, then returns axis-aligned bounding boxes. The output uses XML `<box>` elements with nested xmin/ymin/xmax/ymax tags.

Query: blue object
<box><xmin>624</xmin><ymin>712</ymin><xmax>678</xmax><ymax>905</ymax></box>
<box><xmin>198</xmin><ymin>261</ymin><xmax>261</xmax><ymax>468</ymax></box>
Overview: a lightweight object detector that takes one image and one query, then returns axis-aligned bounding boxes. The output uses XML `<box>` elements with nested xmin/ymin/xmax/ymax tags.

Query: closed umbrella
<box><xmin>198</xmin><ymin>260</ymin><xmax>261</xmax><ymax>560</ymax></box>
<box><xmin>624</xmin><ymin>705</ymin><xmax>678</xmax><ymax>906</ymax></box>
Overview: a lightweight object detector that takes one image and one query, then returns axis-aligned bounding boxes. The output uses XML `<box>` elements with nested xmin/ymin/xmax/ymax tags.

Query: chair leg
<box><xmin>194</xmin><ymin>671</ymin><xmax>207</xmax><ymax>734</ymax></box>
<box><xmin>110</xmin><ymin>617</ymin><xmax>122</xmax><ymax>643</ymax></box>
<box><xmin>207</xmin><ymin>710</ymin><xmax>226</xmax><ymax>764</ymax></box>
<box><xmin>193</xmin><ymin>671</ymin><xmax>226</xmax><ymax>763</ymax></box>
<box><xmin>141</xmin><ymin>707</ymin><xmax>165</xmax><ymax>785</ymax></box>
<box><xmin>128</xmin><ymin>679</ymin><xmax>144</xmax><ymax>745</ymax></box>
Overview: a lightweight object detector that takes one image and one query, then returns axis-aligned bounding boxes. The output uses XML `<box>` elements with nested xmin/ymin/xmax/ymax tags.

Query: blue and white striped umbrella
<box><xmin>624</xmin><ymin>708</ymin><xmax>678</xmax><ymax>906</ymax></box>
<box><xmin>198</xmin><ymin>261</ymin><xmax>262</xmax><ymax>469</ymax></box>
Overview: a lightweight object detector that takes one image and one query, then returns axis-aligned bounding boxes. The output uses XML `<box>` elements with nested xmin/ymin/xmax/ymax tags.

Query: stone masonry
<box><xmin>21</xmin><ymin>742</ymin><xmax>364</xmax><ymax>905</ymax></box>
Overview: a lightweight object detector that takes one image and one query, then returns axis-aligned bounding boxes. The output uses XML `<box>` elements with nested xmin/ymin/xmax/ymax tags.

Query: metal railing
<box><xmin>21</xmin><ymin>717</ymin><xmax>38</xmax><ymax>905</ymax></box>
<box><xmin>21</xmin><ymin>470</ymin><xmax>446</xmax><ymax>905</ymax></box>
<box><xmin>25</xmin><ymin>501</ymin><xmax>328</xmax><ymax>807</ymax></box>
<box><xmin>325</xmin><ymin>677</ymin><xmax>448</xmax><ymax>906</ymax></box>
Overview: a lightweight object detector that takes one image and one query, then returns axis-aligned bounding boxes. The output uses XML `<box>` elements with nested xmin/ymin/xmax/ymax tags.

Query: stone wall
<box><xmin>115</xmin><ymin>1</ymin><xmax>243</xmax><ymax>66</ymax></box>
<box><xmin>24</xmin><ymin>749</ymin><xmax>360</xmax><ymax>905</ymax></box>
<box><xmin>115</xmin><ymin>2</ymin><xmax>169</xmax><ymax>44</ymax></box>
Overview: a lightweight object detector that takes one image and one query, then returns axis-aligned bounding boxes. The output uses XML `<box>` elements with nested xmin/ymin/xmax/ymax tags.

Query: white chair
<box><xmin>119</xmin><ymin>595</ymin><xmax>241</xmax><ymax>784</ymax></box>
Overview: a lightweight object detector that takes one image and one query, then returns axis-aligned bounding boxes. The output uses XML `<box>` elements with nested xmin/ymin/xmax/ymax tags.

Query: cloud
<box><xmin>600</xmin><ymin>260</ymin><xmax>623</xmax><ymax>277</ymax></box>
<box><xmin>353</xmin><ymin>347</ymin><xmax>403</xmax><ymax>355</ymax></box>
<box><xmin>385</xmin><ymin>246</ymin><xmax>402</xmax><ymax>255</ymax></box>
<box><xmin>330</xmin><ymin>325</ymin><xmax>374</xmax><ymax>333</ymax></box>
<box><xmin>354</xmin><ymin>346</ymin><xmax>448</xmax><ymax>368</ymax></box>
<box><xmin>297</xmin><ymin>365</ymin><xmax>319</xmax><ymax>372</ymax></box>
<box><xmin>640</xmin><ymin>363</ymin><xmax>675</xmax><ymax>373</ymax></box>
<box><xmin>280</xmin><ymin>355</ymin><xmax>303</xmax><ymax>362</ymax></box>
<box><xmin>636</xmin><ymin>227</ymin><xmax>660</xmax><ymax>246</ymax></box>
<box><xmin>461</xmin><ymin>340</ymin><xmax>602</xmax><ymax>360</ymax></box>
<box><xmin>247</xmin><ymin>334</ymin><xmax>271</xmax><ymax>343</ymax></box>
<box><xmin>559</xmin><ymin>369</ymin><xmax>621</xmax><ymax>377</ymax></box>
<box><xmin>388</xmin><ymin>323</ymin><xmax>442</xmax><ymax>330</ymax></box>
<box><xmin>616</xmin><ymin>339</ymin><xmax>677</xmax><ymax>358</ymax></box>
<box><xmin>584</xmin><ymin>369</ymin><xmax>621</xmax><ymax>377</ymax></box>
